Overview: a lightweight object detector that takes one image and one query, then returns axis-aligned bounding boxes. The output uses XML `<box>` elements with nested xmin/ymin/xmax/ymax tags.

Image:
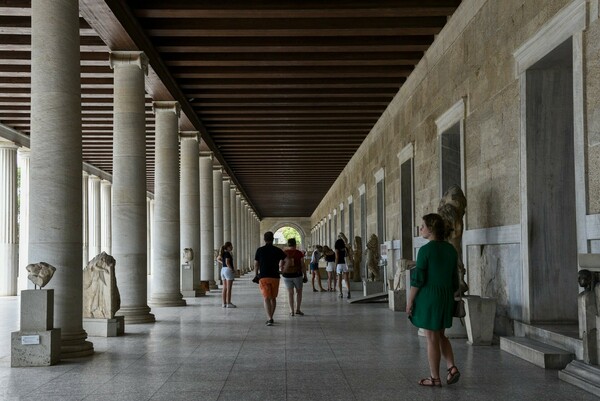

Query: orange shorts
<box><xmin>259</xmin><ymin>278</ymin><xmax>280</xmax><ymax>299</ymax></box>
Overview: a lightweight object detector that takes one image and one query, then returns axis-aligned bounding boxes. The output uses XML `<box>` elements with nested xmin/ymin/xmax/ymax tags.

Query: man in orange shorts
<box><xmin>253</xmin><ymin>231</ymin><xmax>286</xmax><ymax>326</ymax></box>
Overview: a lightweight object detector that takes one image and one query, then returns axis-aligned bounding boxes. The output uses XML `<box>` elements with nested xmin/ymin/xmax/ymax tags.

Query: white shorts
<box><xmin>221</xmin><ymin>267</ymin><xmax>235</xmax><ymax>281</ymax></box>
<box><xmin>336</xmin><ymin>264</ymin><xmax>348</xmax><ymax>274</ymax></box>
<box><xmin>326</xmin><ymin>262</ymin><xmax>335</xmax><ymax>272</ymax></box>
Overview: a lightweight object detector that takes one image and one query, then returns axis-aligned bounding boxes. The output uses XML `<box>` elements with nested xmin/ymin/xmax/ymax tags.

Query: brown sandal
<box><xmin>419</xmin><ymin>377</ymin><xmax>442</xmax><ymax>387</ymax></box>
<box><xmin>447</xmin><ymin>366</ymin><xmax>460</xmax><ymax>384</ymax></box>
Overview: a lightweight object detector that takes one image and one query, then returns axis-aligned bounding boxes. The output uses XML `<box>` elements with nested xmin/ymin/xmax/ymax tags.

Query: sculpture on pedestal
<box><xmin>578</xmin><ymin>269</ymin><xmax>599</xmax><ymax>365</ymax></box>
<box><xmin>83</xmin><ymin>252</ymin><xmax>121</xmax><ymax>319</ymax></box>
<box><xmin>26</xmin><ymin>262</ymin><xmax>56</xmax><ymax>289</ymax></box>
<box><xmin>183</xmin><ymin>248</ymin><xmax>194</xmax><ymax>264</ymax></box>
<box><xmin>437</xmin><ymin>185</ymin><xmax>468</xmax><ymax>296</ymax></box>
<box><xmin>366</xmin><ymin>234</ymin><xmax>380</xmax><ymax>281</ymax></box>
<box><xmin>353</xmin><ymin>236</ymin><xmax>362</xmax><ymax>282</ymax></box>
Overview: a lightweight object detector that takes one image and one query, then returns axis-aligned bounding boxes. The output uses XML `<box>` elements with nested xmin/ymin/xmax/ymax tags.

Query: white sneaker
<box><xmin>222</xmin><ymin>304</ymin><xmax>227</xmax><ymax>308</ymax></box>
<box><xmin>226</xmin><ymin>303</ymin><xmax>237</xmax><ymax>308</ymax></box>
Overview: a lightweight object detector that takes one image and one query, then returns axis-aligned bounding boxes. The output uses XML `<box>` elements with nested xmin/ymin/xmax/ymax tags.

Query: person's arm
<box><xmin>253</xmin><ymin>260</ymin><xmax>259</xmax><ymax>276</ymax></box>
<box><xmin>406</xmin><ymin>246</ymin><xmax>428</xmax><ymax>315</ymax></box>
<box><xmin>335</xmin><ymin>249</ymin><xmax>339</xmax><ymax>265</ymax></box>
<box><xmin>406</xmin><ymin>286</ymin><xmax>419</xmax><ymax>316</ymax></box>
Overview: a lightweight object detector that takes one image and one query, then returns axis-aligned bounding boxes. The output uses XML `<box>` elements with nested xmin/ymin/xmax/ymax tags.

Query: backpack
<box><xmin>282</xmin><ymin>251</ymin><xmax>299</xmax><ymax>274</ymax></box>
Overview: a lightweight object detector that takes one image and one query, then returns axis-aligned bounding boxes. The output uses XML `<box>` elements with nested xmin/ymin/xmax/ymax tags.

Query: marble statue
<box><xmin>83</xmin><ymin>252</ymin><xmax>121</xmax><ymax>319</ymax></box>
<box><xmin>183</xmin><ymin>248</ymin><xmax>194</xmax><ymax>264</ymax></box>
<box><xmin>394</xmin><ymin>259</ymin><xmax>416</xmax><ymax>291</ymax></box>
<box><xmin>366</xmin><ymin>234</ymin><xmax>380</xmax><ymax>281</ymax></box>
<box><xmin>578</xmin><ymin>269</ymin><xmax>600</xmax><ymax>365</ymax></box>
<box><xmin>437</xmin><ymin>184</ymin><xmax>468</xmax><ymax>296</ymax></box>
<box><xmin>353</xmin><ymin>236</ymin><xmax>363</xmax><ymax>282</ymax></box>
<box><xmin>26</xmin><ymin>262</ymin><xmax>56</xmax><ymax>288</ymax></box>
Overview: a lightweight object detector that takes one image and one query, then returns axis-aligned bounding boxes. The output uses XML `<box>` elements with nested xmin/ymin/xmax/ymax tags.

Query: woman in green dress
<box><xmin>407</xmin><ymin>213</ymin><xmax>461</xmax><ymax>387</ymax></box>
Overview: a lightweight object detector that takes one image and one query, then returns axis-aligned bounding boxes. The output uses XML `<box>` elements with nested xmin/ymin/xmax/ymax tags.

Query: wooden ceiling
<box><xmin>0</xmin><ymin>0</ymin><xmax>462</xmax><ymax>218</ymax></box>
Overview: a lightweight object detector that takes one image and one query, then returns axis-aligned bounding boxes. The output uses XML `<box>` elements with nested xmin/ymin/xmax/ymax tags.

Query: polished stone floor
<box><xmin>0</xmin><ymin>277</ymin><xmax>597</xmax><ymax>401</ymax></box>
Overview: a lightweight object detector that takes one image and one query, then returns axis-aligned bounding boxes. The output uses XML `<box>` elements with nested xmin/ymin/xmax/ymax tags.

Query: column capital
<box><xmin>153</xmin><ymin>101</ymin><xmax>181</xmax><ymax>117</ymax></box>
<box><xmin>100</xmin><ymin>179</ymin><xmax>112</xmax><ymax>187</ymax></box>
<box><xmin>199</xmin><ymin>151</ymin><xmax>213</xmax><ymax>159</ymax></box>
<box><xmin>0</xmin><ymin>138</ymin><xmax>17</xmax><ymax>150</ymax></box>
<box><xmin>109</xmin><ymin>51</ymin><xmax>148</xmax><ymax>75</ymax></box>
<box><xmin>213</xmin><ymin>165</ymin><xmax>222</xmax><ymax>173</ymax></box>
<box><xmin>82</xmin><ymin>171</ymin><xmax>90</xmax><ymax>178</ymax></box>
<box><xmin>179</xmin><ymin>131</ymin><xmax>199</xmax><ymax>141</ymax></box>
<box><xmin>223</xmin><ymin>177</ymin><xmax>231</xmax><ymax>184</ymax></box>
<box><xmin>17</xmin><ymin>147</ymin><xmax>30</xmax><ymax>157</ymax></box>
<box><xmin>230</xmin><ymin>184</ymin><xmax>236</xmax><ymax>191</ymax></box>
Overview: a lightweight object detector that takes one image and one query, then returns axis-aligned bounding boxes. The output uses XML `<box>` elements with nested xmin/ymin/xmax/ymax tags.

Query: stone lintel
<box><xmin>109</xmin><ymin>51</ymin><xmax>148</xmax><ymax>75</ymax></box>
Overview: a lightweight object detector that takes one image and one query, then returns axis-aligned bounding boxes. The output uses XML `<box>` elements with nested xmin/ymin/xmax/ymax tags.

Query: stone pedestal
<box><xmin>363</xmin><ymin>280</ymin><xmax>384</xmax><ymax>296</ymax></box>
<box><xmin>83</xmin><ymin>316</ymin><xmax>124</xmax><ymax>337</ymax></box>
<box><xmin>11</xmin><ymin>289</ymin><xmax>61</xmax><ymax>366</ymax></box>
<box><xmin>464</xmin><ymin>296</ymin><xmax>497</xmax><ymax>345</ymax></box>
<box><xmin>181</xmin><ymin>262</ymin><xmax>204</xmax><ymax>297</ymax></box>
<box><xmin>200</xmin><ymin>281</ymin><xmax>210</xmax><ymax>292</ymax></box>
<box><xmin>388</xmin><ymin>290</ymin><xmax>406</xmax><ymax>311</ymax></box>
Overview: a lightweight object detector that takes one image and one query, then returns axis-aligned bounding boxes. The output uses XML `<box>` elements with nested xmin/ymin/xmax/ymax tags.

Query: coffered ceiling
<box><xmin>0</xmin><ymin>0</ymin><xmax>462</xmax><ymax>217</ymax></box>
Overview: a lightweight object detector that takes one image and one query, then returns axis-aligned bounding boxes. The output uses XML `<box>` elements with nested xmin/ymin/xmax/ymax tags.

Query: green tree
<box><xmin>280</xmin><ymin>226</ymin><xmax>301</xmax><ymax>245</ymax></box>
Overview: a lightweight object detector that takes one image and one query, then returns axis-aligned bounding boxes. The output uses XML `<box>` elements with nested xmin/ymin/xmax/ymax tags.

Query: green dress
<box><xmin>409</xmin><ymin>240</ymin><xmax>459</xmax><ymax>331</ymax></box>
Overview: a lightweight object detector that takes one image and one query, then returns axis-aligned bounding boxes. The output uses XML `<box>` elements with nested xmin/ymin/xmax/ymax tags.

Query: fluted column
<box><xmin>100</xmin><ymin>180</ymin><xmax>112</xmax><ymax>255</ymax></box>
<box><xmin>110</xmin><ymin>51</ymin><xmax>155</xmax><ymax>323</ymax></box>
<box><xmin>17</xmin><ymin>149</ymin><xmax>30</xmax><ymax>293</ymax></box>
<box><xmin>88</xmin><ymin>175</ymin><xmax>101</xmax><ymax>259</ymax></box>
<box><xmin>30</xmin><ymin>0</ymin><xmax>93</xmax><ymax>356</ymax></box>
<box><xmin>147</xmin><ymin>198</ymin><xmax>153</xmax><ymax>276</ymax></box>
<box><xmin>242</xmin><ymin>203</ymin><xmax>248</xmax><ymax>272</ymax></box>
<box><xmin>82</xmin><ymin>171</ymin><xmax>89</xmax><ymax>266</ymax></box>
<box><xmin>222</xmin><ymin>178</ymin><xmax>231</xmax><ymax>243</ymax></box>
<box><xmin>179</xmin><ymin>131</ymin><xmax>202</xmax><ymax>296</ymax></box>
<box><xmin>213</xmin><ymin>167</ymin><xmax>223</xmax><ymax>282</ymax></box>
<box><xmin>199</xmin><ymin>152</ymin><xmax>215</xmax><ymax>289</ymax></box>
<box><xmin>235</xmin><ymin>193</ymin><xmax>242</xmax><ymax>272</ymax></box>
<box><xmin>0</xmin><ymin>140</ymin><xmax>18</xmax><ymax>296</ymax></box>
<box><xmin>150</xmin><ymin>101</ymin><xmax>185</xmax><ymax>307</ymax></box>
<box><xmin>229</xmin><ymin>185</ymin><xmax>237</xmax><ymax>274</ymax></box>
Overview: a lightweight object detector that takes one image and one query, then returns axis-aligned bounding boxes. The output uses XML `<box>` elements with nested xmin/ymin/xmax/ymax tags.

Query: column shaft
<box><xmin>199</xmin><ymin>153</ymin><xmax>215</xmax><ymax>287</ymax></box>
<box><xmin>110</xmin><ymin>51</ymin><xmax>155</xmax><ymax>323</ymax></box>
<box><xmin>222</xmin><ymin>178</ymin><xmax>231</xmax><ymax>244</ymax></box>
<box><xmin>229</xmin><ymin>186</ymin><xmax>237</xmax><ymax>274</ymax></box>
<box><xmin>30</xmin><ymin>0</ymin><xmax>93</xmax><ymax>356</ymax></box>
<box><xmin>82</xmin><ymin>172</ymin><xmax>89</xmax><ymax>266</ymax></box>
<box><xmin>0</xmin><ymin>140</ymin><xmax>18</xmax><ymax>296</ymax></box>
<box><xmin>100</xmin><ymin>180</ymin><xmax>111</xmax><ymax>255</ymax></box>
<box><xmin>88</xmin><ymin>175</ymin><xmax>101</xmax><ymax>258</ymax></box>
<box><xmin>150</xmin><ymin>101</ymin><xmax>185</xmax><ymax>307</ymax></box>
<box><xmin>17</xmin><ymin>149</ymin><xmax>30</xmax><ymax>293</ymax></box>
<box><xmin>213</xmin><ymin>167</ymin><xmax>223</xmax><ymax>282</ymax></box>
<box><xmin>235</xmin><ymin>194</ymin><xmax>242</xmax><ymax>272</ymax></box>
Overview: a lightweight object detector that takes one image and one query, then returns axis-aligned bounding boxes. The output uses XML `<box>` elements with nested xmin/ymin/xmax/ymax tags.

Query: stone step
<box><xmin>514</xmin><ymin>321</ymin><xmax>583</xmax><ymax>359</ymax></box>
<box><xmin>559</xmin><ymin>360</ymin><xmax>600</xmax><ymax>397</ymax></box>
<box><xmin>500</xmin><ymin>336</ymin><xmax>575</xmax><ymax>369</ymax></box>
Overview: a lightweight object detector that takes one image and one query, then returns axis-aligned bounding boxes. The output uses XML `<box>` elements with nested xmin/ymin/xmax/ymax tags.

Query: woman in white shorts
<box><xmin>219</xmin><ymin>242</ymin><xmax>236</xmax><ymax>308</ymax></box>
<box><xmin>335</xmin><ymin>238</ymin><xmax>351</xmax><ymax>299</ymax></box>
<box><xmin>323</xmin><ymin>246</ymin><xmax>336</xmax><ymax>291</ymax></box>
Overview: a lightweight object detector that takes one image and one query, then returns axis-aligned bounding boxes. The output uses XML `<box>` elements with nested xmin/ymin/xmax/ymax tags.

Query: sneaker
<box><xmin>347</xmin><ymin>292</ymin><xmax>351</xmax><ymax>299</ymax></box>
<box><xmin>339</xmin><ymin>292</ymin><xmax>343</xmax><ymax>298</ymax></box>
<box><xmin>226</xmin><ymin>303</ymin><xmax>237</xmax><ymax>308</ymax></box>
<box><xmin>266</xmin><ymin>319</ymin><xmax>274</xmax><ymax>326</ymax></box>
<box><xmin>222</xmin><ymin>304</ymin><xmax>227</xmax><ymax>308</ymax></box>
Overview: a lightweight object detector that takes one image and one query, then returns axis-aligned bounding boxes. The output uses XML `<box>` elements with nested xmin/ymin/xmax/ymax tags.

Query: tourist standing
<box><xmin>334</xmin><ymin>237</ymin><xmax>351</xmax><ymax>299</ymax></box>
<box><xmin>310</xmin><ymin>245</ymin><xmax>325</xmax><ymax>292</ymax></box>
<box><xmin>219</xmin><ymin>242</ymin><xmax>236</xmax><ymax>308</ymax></box>
<box><xmin>281</xmin><ymin>238</ymin><xmax>308</xmax><ymax>316</ymax></box>
<box><xmin>323</xmin><ymin>246</ymin><xmax>336</xmax><ymax>291</ymax></box>
<box><xmin>407</xmin><ymin>213</ymin><xmax>461</xmax><ymax>387</ymax></box>
<box><xmin>253</xmin><ymin>231</ymin><xmax>287</xmax><ymax>326</ymax></box>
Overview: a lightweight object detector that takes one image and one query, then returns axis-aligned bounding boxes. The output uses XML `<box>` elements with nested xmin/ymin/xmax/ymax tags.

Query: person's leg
<box><xmin>263</xmin><ymin>297</ymin><xmax>271</xmax><ymax>319</ymax></box>
<box><xmin>424</xmin><ymin>329</ymin><xmax>442</xmax><ymax>380</ymax></box>
<box><xmin>296</xmin><ymin>286</ymin><xmax>303</xmax><ymax>313</ymax></box>
<box><xmin>344</xmin><ymin>272</ymin><xmax>351</xmax><ymax>298</ymax></box>
<box><xmin>327</xmin><ymin>271</ymin><xmax>332</xmax><ymax>290</ymax></box>
<box><xmin>269</xmin><ymin>298</ymin><xmax>277</xmax><ymax>318</ymax></box>
<box><xmin>222</xmin><ymin>278</ymin><xmax>228</xmax><ymax>306</ymax></box>
<box><xmin>227</xmin><ymin>280</ymin><xmax>233</xmax><ymax>304</ymax></box>
<box><xmin>439</xmin><ymin>329</ymin><xmax>459</xmax><ymax>383</ymax></box>
<box><xmin>317</xmin><ymin>270</ymin><xmax>325</xmax><ymax>290</ymax></box>
<box><xmin>337</xmin><ymin>273</ymin><xmax>343</xmax><ymax>296</ymax></box>
<box><xmin>311</xmin><ymin>270</ymin><xmax>317</xmax><ymax>291</ymax></box>
<box><xmin>287</xmin><ymin>287</ymin><xmax>295</xmax><ymax>314</ymax></box>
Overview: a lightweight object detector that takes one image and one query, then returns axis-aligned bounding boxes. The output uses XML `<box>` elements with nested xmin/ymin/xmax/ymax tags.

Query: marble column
<box><xmin>88</xmin><ymin>175</ymin><xmax>101</xmax><ymax>259</ymax></box>
<box><xmin>17</xmin><ymin>148</ymin><xmax>30</xmax><ymax>293</ymax></box>
<box><xmin>110</xmin><ymin>51</ymin><xmax>155</xmax><ymax>323</ymax></box>
<box><xmin>213</xmin><ymin>167</ymin><xmax>223</xmax><ymax>283</ymax></box>
<box><xmin>242</xmin><ymin>203</ymin><xmax>248</xmax><ymax>272</ymax></box>
<box><xmin>150</xmin><ymin>101</ymin><xmax>185</xmax><ymax>307</ymax></box>
<box><xmin>147</xmin><ymin>198</ymin><xmax>153</xmax><ymax>276</ymax></box>
<box><xmin>0</xmin><ymin>139</ymin><xmax>18</xmax><ymax>296</ymax></box>
<box><xmin>199</xmin><ymin>152</ymin><xmax>215</xmax><ymax>289</ymax></box>
<box><xmin>30</xmin><ymin>0</ymin><xmax>93</xmax><ymax>356</ymax></box>
<box><xmin>222</xmin><ymin>178</ymin><xmax>231</xmax><ymax>243</ymax></box>
<box><xmin>235</xmin><ymin>193</ymin><xmax>242</xmax><ymax>272</ymax></box>
<box><xmin>179</xmin><ymin>131</ymin><xmax>202</xmax><ymax>296</ymax></box>
<box><xmin>100</xmin><ymin>180</ymin><xmax>111</xmax><ymax>255</ymax></box>
<box><xmin>82</xmin><ymin>171</ymin><xmax>89</xmax><ymax>267</ymax></box>
<box><xmin>229</xmin><ymin>185</ymin><xmax>237</xmax><ymax>273</ymax></box>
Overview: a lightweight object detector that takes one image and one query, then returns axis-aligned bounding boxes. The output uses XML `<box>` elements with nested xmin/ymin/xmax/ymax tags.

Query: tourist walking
<box><xmin>310</xmin><ymin>245</ymin><xmax>325</xmax><ymax>292</ymax></box>
<box><xmin>253</xmin><ymin>231</ymin><xmax>287</xmax><ymax>326</ymax></box>
<box><xmin>323</xmin><ymin>245</ymin><xmax>336</xmax><ymax>291</ymax></box>
<box><xmin>334</xmin><ymin>237</ymin><xmax>351</xmax><ymax>299</ymax></box>
<box><xmin>281</xmin><ymin>238</ymin><xmax>308</xmax><ymax>316</ymax></box>
<box><xmin>407</xmin><ymin>213</ymin><xmax>461</xmax><ymax>387</ymax></box>
<box><xmin>219</xmin><ymin>242</ymin><xmax>236</xmax><ymax>308</ymax></box>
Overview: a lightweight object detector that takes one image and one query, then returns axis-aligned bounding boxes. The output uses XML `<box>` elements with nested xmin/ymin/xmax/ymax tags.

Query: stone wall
<box><xmin>311</xmin><ymin>0</ymin><xmax>600</xmax><ymax>326</ymax></box>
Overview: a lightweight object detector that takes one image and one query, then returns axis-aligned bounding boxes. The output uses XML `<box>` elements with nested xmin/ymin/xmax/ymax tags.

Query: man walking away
<box><xmin>253</xmin><ymin>231</ymin><xmax>286</xmax><ymax>326</ymax></box>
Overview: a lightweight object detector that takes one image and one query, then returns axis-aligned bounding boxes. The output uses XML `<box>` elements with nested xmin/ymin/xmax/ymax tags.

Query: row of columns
<box><xmin>0</xmin><ymin>0</ymin><xmax>261</xmax><ymax>359</ymax></box>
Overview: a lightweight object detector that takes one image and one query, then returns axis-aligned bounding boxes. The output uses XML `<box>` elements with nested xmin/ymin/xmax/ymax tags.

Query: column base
<box><xmin>116</xmin><ymin>305</ymin><xmax>156</xmax><ymax>324</ymax></box>
<box><xmin>83</xmin><ymin>316</ymin><xmax>125</xmax><ymax>337</ymax></box>
<box><xmin>149</xmin><ymin>292</ymin><xmax>187</xmax><ymax>307</ymax></box>
<box><xmin>182</xmin><ymin>289</ymin><xmax>205</xmax><ymax>297</ymax></box>
<box><xmin>60</xmin><ymin>329</ymin><xmax>94</xmax><ymax>358</ymax></box>
<box><xmin>209</xmin><ymin>280</ymin><xmax>219</xmax><ymax>290</ymax></box>
<box><xmin>200</xmin><ymin>281</ymin><xmax>210</xmax><ymax>292</ymax></box>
